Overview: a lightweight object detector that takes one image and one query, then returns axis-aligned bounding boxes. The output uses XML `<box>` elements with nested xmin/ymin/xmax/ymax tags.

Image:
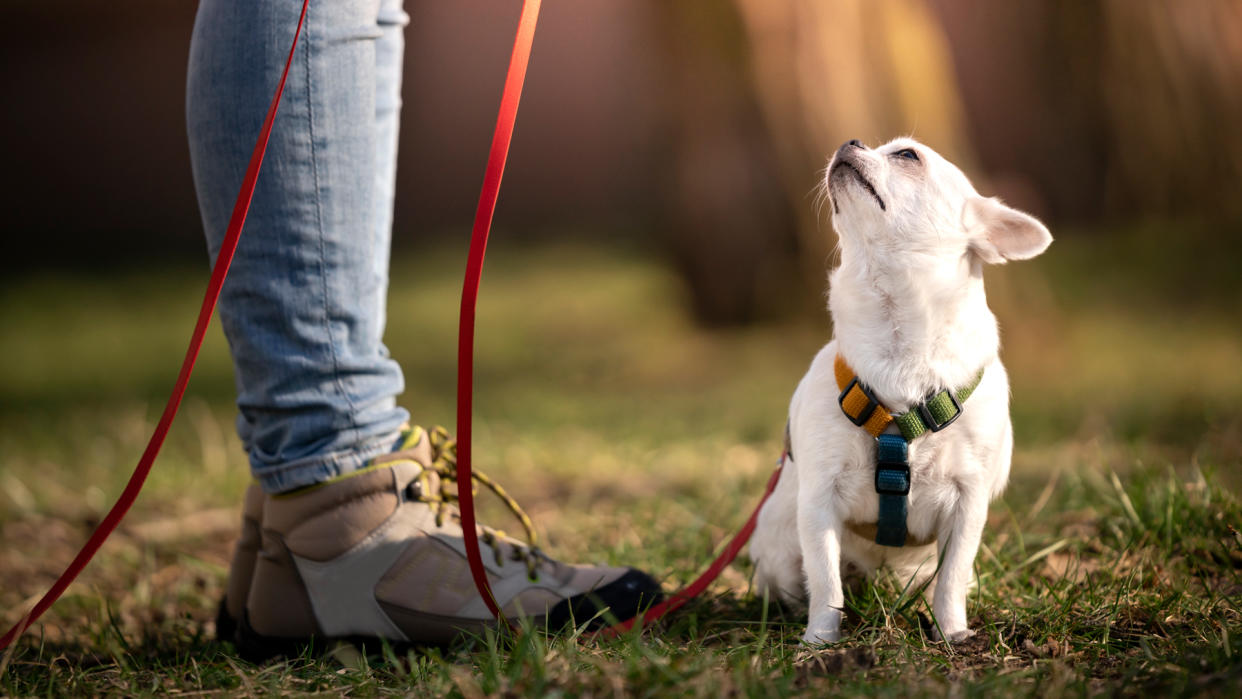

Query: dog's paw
<box><xmin>801</xmin><ymin>625</ymin><xmax>841</xmax><ymax>645</ymax></box>
<box><xmin>802</xmin><ymin>608</ymin><xmax>843</xmax><ymax>645</ymax></box>
<box><xmin>932</xmin><ymin>627</ymin><xmax>975</xmax><ymax>643</ymax></box>
<box><xmin>801</xmin><ymin>629</ymin><xmax>841</xmax><ymax>645</ymax></box>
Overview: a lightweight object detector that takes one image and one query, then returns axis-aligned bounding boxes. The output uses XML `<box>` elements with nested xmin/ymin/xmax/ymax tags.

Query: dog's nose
<box><xmin>838</xmin><ymin>139</ymin><xmax>862</xmax><ymax>157</ymax></box>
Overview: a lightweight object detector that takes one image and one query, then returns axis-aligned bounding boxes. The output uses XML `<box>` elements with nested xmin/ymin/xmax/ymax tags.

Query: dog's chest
<box><xmin>788</xmin><ymin>341</ymin><xmax>1008</xmax><ymax>548</ymax></box>
<box><xmin>831</xmin><ymin>431</ymin><xmax>960</xmax><ymax>535</ymax></box>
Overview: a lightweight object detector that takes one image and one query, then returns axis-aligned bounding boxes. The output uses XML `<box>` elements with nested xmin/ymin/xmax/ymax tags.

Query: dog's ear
<box><xmin>963</xmin><ymin>196</ymin><xmax>1052</xmax><ymax>264</ymax></box>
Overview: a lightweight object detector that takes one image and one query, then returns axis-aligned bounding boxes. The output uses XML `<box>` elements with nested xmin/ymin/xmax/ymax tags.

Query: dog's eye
<box><xmin>893</xmin><ymin>148</ymin><xmax>920</xmax><ymax>162</ymax></box>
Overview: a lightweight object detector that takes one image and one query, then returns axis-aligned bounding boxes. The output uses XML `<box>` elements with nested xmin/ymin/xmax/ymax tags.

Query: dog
<box><xmin>749</xmin><ymin>137</ymin><xmax>1051</xmax><ymax>644</ymax></box>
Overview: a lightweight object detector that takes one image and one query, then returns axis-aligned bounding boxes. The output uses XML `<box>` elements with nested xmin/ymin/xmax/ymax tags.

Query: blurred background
<box><xmin>2</xmin><ymin>0</ymin><xmax>1242</xmax><ymax>569</ymax></box>
<box><xmin>5</xmin><ymin>0</ymin><xmax>1242</xmax><ymax>320</ymax></box>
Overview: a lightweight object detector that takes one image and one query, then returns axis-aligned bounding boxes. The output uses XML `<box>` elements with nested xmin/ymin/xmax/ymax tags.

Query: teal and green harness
<box><xmin>785</xmin><ymin>355</ymin><xmax>984</xmax><ymax>548</ymax></box>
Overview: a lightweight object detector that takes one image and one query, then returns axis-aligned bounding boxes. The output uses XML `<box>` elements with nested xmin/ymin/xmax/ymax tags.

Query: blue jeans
<box><xmin>187</xmin><ymin>0</ymin><xmax>410</xmax><ymax>493</ymax></box>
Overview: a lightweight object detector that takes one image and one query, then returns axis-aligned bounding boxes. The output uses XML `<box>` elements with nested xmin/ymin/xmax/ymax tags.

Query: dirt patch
<box><xmin>793</xmin><ymin>646</ymin><xmax>877</xmax><ymax>685</ymax></box>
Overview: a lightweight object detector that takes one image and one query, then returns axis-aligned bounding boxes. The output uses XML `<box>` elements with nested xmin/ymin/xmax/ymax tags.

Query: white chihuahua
<box><xmin>749</xmin><ymin>137</ymin><xmax>1051</xmax><ymax>644</ymax></box>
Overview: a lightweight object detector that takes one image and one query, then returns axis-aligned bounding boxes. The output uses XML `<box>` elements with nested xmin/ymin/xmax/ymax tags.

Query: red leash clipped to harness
<box><xmin>454</xmin><ymin>0</ymin><xmax>782</xmax><ymax>636</ymax></box>
<box><xmin>598</xmin><ymin>465</ymin><xmax>782</xmax><ymax>636</ymax></box>
<box><xmin>1</xmin><ymin>0</ymin><xmax>780</xmax><ymax>651</ymax></box>
<box><xmin>0</xmin><ymin>0</ymin><xmax>311</xmax><ymax>652</ymax></box>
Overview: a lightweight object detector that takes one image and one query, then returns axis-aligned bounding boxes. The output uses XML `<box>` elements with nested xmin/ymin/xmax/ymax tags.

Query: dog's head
<box><xmin>826</xmin><ymin>137</ymin><xmax>1051</xmax><ymax>266</ymax></box>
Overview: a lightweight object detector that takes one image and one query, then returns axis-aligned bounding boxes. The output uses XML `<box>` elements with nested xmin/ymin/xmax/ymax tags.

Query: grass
<box><xmin>1</xmin><ymin>224</ymin><xmax>1241</xmax><ymax>695</ymax></box>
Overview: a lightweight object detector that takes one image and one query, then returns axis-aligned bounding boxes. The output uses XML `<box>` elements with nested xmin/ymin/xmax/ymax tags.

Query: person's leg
<box><xmin>188</xmin><ymin>0</ymin><xmax>663</xmax><ymax>653</ymax></box>
<box><xmin>191</xmin><ymin>0</ymin><xmax>411</xmax><ymax>638</ymax></box>
<box><xmin>187</xmin><ymin>0</ymin><xmax>408</xmax><ymax>495</ymax></box>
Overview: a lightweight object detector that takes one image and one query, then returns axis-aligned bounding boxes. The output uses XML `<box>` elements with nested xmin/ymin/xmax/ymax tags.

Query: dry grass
<box><xmin>1</xmin><ymin>228</ymin><xmax>1240</xmax><ymax>695</ymax></box>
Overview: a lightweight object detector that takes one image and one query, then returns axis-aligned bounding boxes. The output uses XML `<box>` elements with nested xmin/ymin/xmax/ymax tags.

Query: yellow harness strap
<box><xmin>833</xmin><ymin>355</ymin><xmax>893</xmax><ymax>437</ymax></box>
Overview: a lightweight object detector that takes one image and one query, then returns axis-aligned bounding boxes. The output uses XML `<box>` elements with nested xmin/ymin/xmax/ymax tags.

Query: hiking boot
<box><xmin>234</xmin><ymin>426</ymin><xmax>662</xmax><ymax>660</ymax></box>
<box><xmin>216</xmin><ymin>481</ymin><xmax>264</xmax><ymax>643</ymax></box>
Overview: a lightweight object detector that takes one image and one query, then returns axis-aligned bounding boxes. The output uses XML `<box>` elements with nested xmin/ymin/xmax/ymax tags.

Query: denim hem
<box><xmin>253</xmin><ymin>428</ymin><xmax>404</xmax><ymax>494</ymax></box>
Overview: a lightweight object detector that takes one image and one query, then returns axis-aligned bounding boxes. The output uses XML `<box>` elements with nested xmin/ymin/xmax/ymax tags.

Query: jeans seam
<box><xmin>304</xmin><ymin>5</ymin><xmax>361</xmax><ymax>443</ymax></box>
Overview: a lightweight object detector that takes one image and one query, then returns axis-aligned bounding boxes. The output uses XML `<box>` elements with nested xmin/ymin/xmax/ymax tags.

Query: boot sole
<box><xmin>228</xmin><ymin>568</ymin><xmax>664</xmax><ymax>663</ymax></box>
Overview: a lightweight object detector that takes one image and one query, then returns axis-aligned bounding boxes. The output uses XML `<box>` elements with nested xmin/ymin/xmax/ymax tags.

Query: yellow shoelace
<box><xmin>413</xmin><ymin>426</ymin><xmax>545</xmax><ymax>580</ymax></box>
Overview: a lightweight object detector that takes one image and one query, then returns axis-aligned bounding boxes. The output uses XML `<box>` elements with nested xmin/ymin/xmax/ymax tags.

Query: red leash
<box><xmin>455</xmin><ymin>0</ymin><xmax>543</xmax><ymax>626</ymax></box>
<box><xmin>453</xmin><ymin>0</ymin><xmax>782</xmax><ymax>636</ymax></box>
<box><xmin>0</xmin><ymin>0</ymin><xmax>310</xmax><ymax>651</ymax></box>
<box><xmin>599</xmin><ymin>465</ymin><xmax>781</xmax><ymax>636</ymax></box>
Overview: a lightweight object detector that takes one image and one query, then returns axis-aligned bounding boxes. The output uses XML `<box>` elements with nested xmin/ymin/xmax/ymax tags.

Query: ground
<box><xmin>1</xmin><ymin>226</ymin><xmax>1240</xmax><ymax>695</ymax></box>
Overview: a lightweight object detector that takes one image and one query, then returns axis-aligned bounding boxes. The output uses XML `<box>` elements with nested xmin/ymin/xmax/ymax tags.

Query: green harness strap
<box><xmin>891</xmin><ymin>370</ymin><xmax>985</xmax><ymax>440</ymax></box>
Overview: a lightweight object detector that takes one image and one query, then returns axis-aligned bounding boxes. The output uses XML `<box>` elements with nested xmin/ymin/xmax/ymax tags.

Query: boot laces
<box><xmin>409</xmin><ymin>426</ymin><xmax>546</xmax><ymax>581</ymax></box>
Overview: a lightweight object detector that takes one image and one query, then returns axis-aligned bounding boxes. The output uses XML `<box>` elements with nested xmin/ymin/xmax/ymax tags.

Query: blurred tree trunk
<box><xmin>927</xmin><ymin>0</ymin><xmax>1242</xmax><ymax>224</ymax></box>
<box><xmin>926</xmin><ymin>0</ymin><xmax>1111</xmax><ymax>221</ymax></box>
<box><xmin>651</xmin><ymin>2</ymin><xmax>800</xmax><ymax>326</ymax></box>
<box><xmin>1098</xmin><ymin>1</ymin><xmax>1242</xmax><ymax>220</ymax></box>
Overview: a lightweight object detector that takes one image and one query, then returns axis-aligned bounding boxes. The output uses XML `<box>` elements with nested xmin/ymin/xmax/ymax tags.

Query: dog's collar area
<box><xmin>831</xmin><ymin>355</ymin><xmax>985</xmax><ymax>548</ymax></box>
<box><xmin>833</xmin><ymin>355</ymin><xmax>984</xmax><ymax>441</ymax></box>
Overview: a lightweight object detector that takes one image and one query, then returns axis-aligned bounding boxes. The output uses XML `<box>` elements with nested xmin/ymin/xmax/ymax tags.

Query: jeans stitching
<box><xmin>303</xmin><ymin>4</ymin><xmax>361</xmax><ymax>445</ymax></box>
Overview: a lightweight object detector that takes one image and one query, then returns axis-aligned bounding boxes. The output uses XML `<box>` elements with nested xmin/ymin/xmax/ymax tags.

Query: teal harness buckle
<box><xmin>874</xmin><ymin>434</ymin><xmax>910</xmax><ymax>547</ymax></box>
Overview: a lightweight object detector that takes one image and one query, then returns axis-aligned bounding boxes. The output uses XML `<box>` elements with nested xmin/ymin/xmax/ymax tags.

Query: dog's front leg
<box><xmin>797</xmin><ymin>493</ymin><xmax>845</xmax><ymax>644</ymax></box>
<box><xmin>931</xmin><ymin>480</ymin><xmax>987</xmax><ymax>642</ymax></box>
